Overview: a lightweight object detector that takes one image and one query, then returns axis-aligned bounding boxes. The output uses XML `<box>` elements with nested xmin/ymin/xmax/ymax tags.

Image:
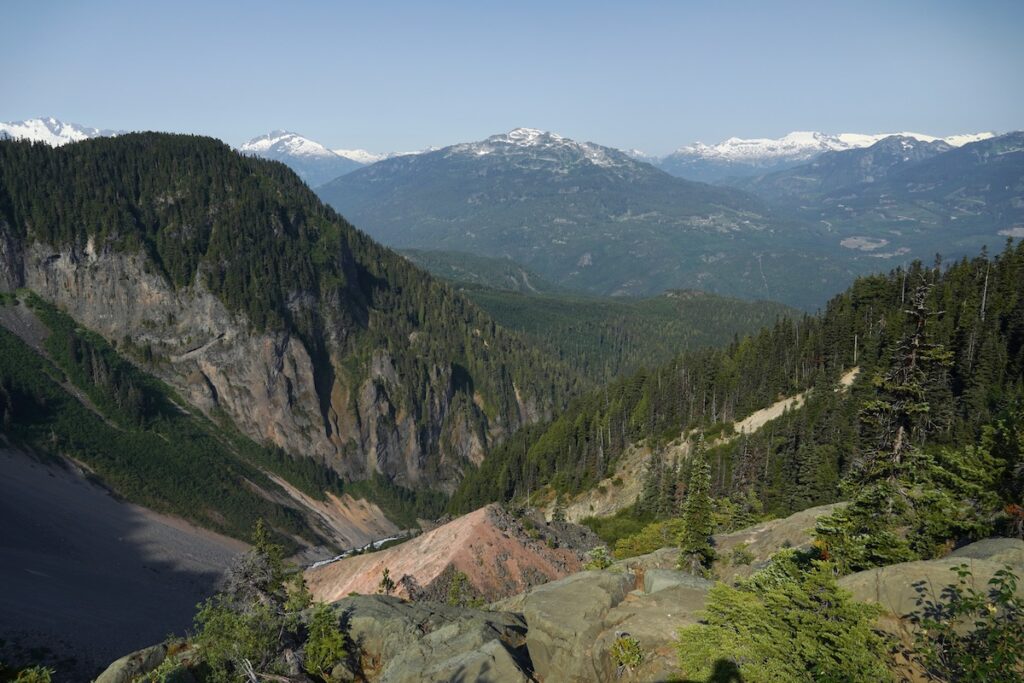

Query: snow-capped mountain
<box><xmin>238</xmin><ymin>130</ymin><xmax>367</xmax><ymax>186</ymax></box>
<box><xmin>332</xmin><ymin>148</ymin><xmax>389</xmax><ymax>164</ymax></box>
<box><xmin>658</xmin><ymin>130</ymin><xmax>995</xmax><ymax>182</ymax></box>
<box><xmin>315</xmin><ymin>127</ymin><xmax>771</xmax><ymax>299</ymax></box>
<box><xmin>240</xmin><ymin>130</ymin><xmax>341</xmax><ymax>159</ymax></box>
<box><xmin>437</xmin><ymin>127</ymin><xmax>650</xmax><ymax>177</ymax></box>
<box><xmin>0</xmin><ymin>117</ymin><xmax>120</xmax><ymax>146</ymax></box>
<box><xmin>731</xmin><ymin>134</ymin><xmax>957</xmax><ymax>200</ymax></box>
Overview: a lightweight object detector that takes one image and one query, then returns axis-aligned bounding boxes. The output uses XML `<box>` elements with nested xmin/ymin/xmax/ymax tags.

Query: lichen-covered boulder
<box><xmin>839</xmin><ymin>539</ymin><xmax>1024</xmax><ymax>620</ymax></box>
<box><xmin>948</xmin><ymin>537</ymin><xmax>1024</xmax><ymax>566</ymax></box>
<box><xmin>95</xmin><ymin>642</ymin><xmax>180</xmax><ymax>683</ymax></box>
<box><xmin>643</xmin><ymin>568</ymin><xmax>714</xmax><ymax>595</ymax></box>
<box><xmin>335</xmin><ymin>594</ymin><xmax>533</xmax><ymax>683</ymax></box>
<box><xmin>523</xmin><ymin>570</ymin><xmax>635</xmax><ymax>682</ymax></box>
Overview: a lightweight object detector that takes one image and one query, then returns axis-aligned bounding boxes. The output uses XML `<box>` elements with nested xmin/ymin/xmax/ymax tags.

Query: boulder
<box><xmin>713</xmin><ymin>503</ymin><xmax>844</xmax><ymax>582</ymax></box>
<box><xmin>839</xmin><ymin>539</ymin><xmax>1024</xmax><ymax>620</ymax></box>
<box><xmin>95</xmin><ymin>643</ymin><xmax>172</xmax><ymax>683</ymax></box>
<box><xmin>643</xmin><ymin>569</ymin><xmax>714</xmax><ymax>595</ymax></box>
<box><xmin>522</xmin><ymin>567</ymin><xmax>713</xmax><ymax>682</ymax></box>
<box><xmin>948</xmin><ymin>537</ymin><xmax>1024</xmax><ymax>567</ymax></box>
<box><xmin>615</xmin><ymin>547</ymin><xmax>679</xmax><ymax>573</ymax></box>
<box><xmin>523</xmin><ymin>570</ymin><xmax>635</xmax><ymax>682</ymax></box>
<box><xmin>593</xmin><ymin>584</ymin><xmax>710</xmax><ymax>681</ymax></box>
<box><xmin>335</xmin><ymin>594</ymin><xmax>532</xmax><ymax>683</ymax></box>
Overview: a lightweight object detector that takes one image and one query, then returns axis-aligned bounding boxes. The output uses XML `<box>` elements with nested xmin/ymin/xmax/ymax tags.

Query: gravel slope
<box><xmin>0</xmin><ymin>448</ymin><xmax>244</xmax><ymax>681</ymax></box>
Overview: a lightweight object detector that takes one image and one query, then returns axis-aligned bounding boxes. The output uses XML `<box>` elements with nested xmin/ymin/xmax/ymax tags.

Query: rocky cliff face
<box><xmin>0</xmin><ymin>134</ymin><xmax>577</xmax><ymax>502</ymax></box>
<box><xmin>0</xmin><ymin>234</ymin><xmax>511</xmax><ymax>491</ymax></box>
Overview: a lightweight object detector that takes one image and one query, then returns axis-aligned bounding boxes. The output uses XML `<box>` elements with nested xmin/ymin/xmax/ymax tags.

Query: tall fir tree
<box><xmin>678</xmin><ymin>437</ymin><xmax>714</xmax><ymax>573</ymax></box>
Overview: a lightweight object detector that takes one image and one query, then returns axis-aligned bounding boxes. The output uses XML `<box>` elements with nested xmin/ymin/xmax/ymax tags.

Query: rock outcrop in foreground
<box><xmin>97</xmin><ymin>498</ymin><xmax>1024</xmax><ymax>683</ymax></box>
<box><xmin>306</xmin><ymin>504</ymin><xmax>599</xmax><ymax>603</ymax></box>
<box><xmin>98</xmin><ymin>558</ymin><xmax>713</xmax><ymax>683</ymax></box>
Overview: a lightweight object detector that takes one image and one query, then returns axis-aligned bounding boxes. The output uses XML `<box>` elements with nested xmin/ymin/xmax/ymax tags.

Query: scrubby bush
<box><xmin>910</xmin><ymin>564</ymin><xmax>1023</xmax><ymax>682</ymax></box>
<box><xmin>613</xmin><ymin>517</ymin><xmax>685</xmax><ymax>559</ymax></box>
<box><xmin>583</xmin><ymin>546</ymin><xmax>613</xmax><ymax>570</ymax></box>
<box><xmin>610</xmin><ymin>634</ymin><xmax>643</xmax><ymax>674</ymax></box>
<box><xmin>192</xmin><ymin>521</ymin><xmax>348</xmax><ymax>683</ymax></box>
<box><xmin>677</xmin><ymin>556</ymin><xmax>891</xmax><ymax>682</ymax></box>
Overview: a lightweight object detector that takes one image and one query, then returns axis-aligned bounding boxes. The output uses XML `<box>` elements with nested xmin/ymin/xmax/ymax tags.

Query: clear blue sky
<box><xmin>2</xmin><ymin>0</ymin><xmax>1022</xmax><ymax>154</ymax></box>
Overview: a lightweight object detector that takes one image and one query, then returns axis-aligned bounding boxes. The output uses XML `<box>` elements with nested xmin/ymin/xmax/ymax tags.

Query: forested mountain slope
<box><xmin>397</xmin><ymin>248</ymin><xmax>797</xmax><ymax>380</ymax></box>
<box><xmin>730</xmin><ymin>135</ymin><xmax>955</xmax><ymax>201</ymax></box>
<box><xmin>740</xmin><ymin>132</ymin><xmax>1024</xmax><ymax>266</ymax></box>
<box><xmin>0</xmin><ymin>135</ymin><xmax>579</xmax><ymax>502</ymax></box>
<box><xmin>451</xmin><ymin>243</ymin><xmax>1024</xmax><ymax>517</ymax></box>
<box><xmin>460</xmin><ymin>287</ymin><xmax>796</xmax><ymax>382</ymax></box>
<box><xmin>316</xmin><ymin>129</ymin><xmax>848</xmax><ymax>307</ymax></box>
<box><xmin>398</xmin><ymin>249</ymin><xmax>561</xmax><ymax>294</ymax></box>
<box><xmin>394</xmin><ymin>245</ymin><xmax>797</xmax><ymax>381</ymax></box>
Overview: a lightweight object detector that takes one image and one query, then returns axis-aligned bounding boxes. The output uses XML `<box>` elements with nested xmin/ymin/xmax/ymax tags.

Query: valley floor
<box><xmin>0</xmin><ymin>448</ymin><xmax>245</xmax><ymax>680</ymax></box>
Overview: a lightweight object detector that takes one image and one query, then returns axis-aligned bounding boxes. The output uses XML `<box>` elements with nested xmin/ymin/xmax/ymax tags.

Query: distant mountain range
<box><xmin>316</xmin><ymin>128</ymin><xmax>810</xmax><ymax>301</ymax></box>
<box><xmin>0</xmin><ymin>117</ymin><xmax>122</xmax><ymax>146</ymax></box>
<box><xmin>0</xmin><ymin>119</ymin><xmax>399</xmax><ymax>188</ymax></box>
<box><xmin>317</xmin><ymin>127</ymin><xmax>1023</xmax><ymax>308</ymax></box>
<box><xmin>237</xmin><ymin>131</ymin><xmax>367</xmax><ymax>186</ymax></box>
<box><xmin>655</xmin><ymin>130</ymin><xmax>995</xmax><ymax>182</ymax></box>
<box><xmin>5</xmin><ymin>117</ymin><xmax>1018</xmax><ymax>308</ymax></box>
<box><xmin>4</xmin><ymin>115</ymin><xmax>998</xmax><ymax>186</ymax></box>
<box><xmin>728</xmin><ymin>135</ymin><xmax>956</xmax><ymax>200</ymax></box>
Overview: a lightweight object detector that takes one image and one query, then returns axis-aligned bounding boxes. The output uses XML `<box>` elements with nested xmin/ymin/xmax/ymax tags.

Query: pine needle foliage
<box><xmin>677</xmin><ymin>553</ymin><xmax>892</xmax><ymax>682</ymax></box>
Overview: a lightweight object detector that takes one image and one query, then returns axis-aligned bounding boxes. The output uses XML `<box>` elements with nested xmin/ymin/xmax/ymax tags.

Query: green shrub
<box><xmin>610</xmin><ymin>634</ymin><xmax>643</xmax><ymax>673</ymax></box>
<box><xmin>191</xmin><ymin>521</ymin><xmax>349</xmax><ymax>682</ymax></box>
<box><xmin>194</xmin><ymin>600</ymin><xmax>282</xmax><ymax>683</ymax></box>
<box><xmin>729</xmin><ymin>543</ymin><xmax>755</xmax><ymax>566</ymax></box>
<box><xmin>614</xmin><ymin>517</ymin><xmax>685</xmax><ymax>559</ymax></box>
<box><xmin>13</xmin><ymin>667</ymin><xmax>53</xmax><ymax>683</ymax></box>
<box><xmin>677</xmin><ymin>558</ymin><xmax>892</xmax><ymax>682</ymax></box>
<box><xmin>581</xmin><ymin>507</ymin><xmax>653</xmax><ymax>546</ymax></box>
<box><xmin>377</xmin><ymin>567</ymin><xmax>396</xmax><ymax>596</ymax></box>
<box><xmin>304</xmin><ymin>604</ymin><xmax>348</xmax><ymax>680</ymax></box>
<box><xmin>910</xmin><ymin>564</ymin><xmax>1023</xmax><ymax>682</ymax></box>
<box><xmin>583</xmin><ymin>546</ymin><xmax>613</xmax><ymax>570</ymax></box>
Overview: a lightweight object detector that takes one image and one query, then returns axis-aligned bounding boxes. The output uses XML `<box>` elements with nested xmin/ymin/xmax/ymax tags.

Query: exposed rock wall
<box><xmin>0</xmin><ymin>236</ymin><xmax>512</xmax><ymax>489</ymax></box>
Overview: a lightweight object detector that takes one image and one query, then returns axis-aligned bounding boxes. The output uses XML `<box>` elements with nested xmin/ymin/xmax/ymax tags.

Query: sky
<box><xmin>2</xmin><ymin>0</ymin><xmax>1022</xmax><ymax>155</ymax></box>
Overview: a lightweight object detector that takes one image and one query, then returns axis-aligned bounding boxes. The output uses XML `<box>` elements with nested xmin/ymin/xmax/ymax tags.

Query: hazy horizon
<box><xmin>2</xmin><ymin>0</ymin><xmax>1023</xmax><ymax>155</ymax></box>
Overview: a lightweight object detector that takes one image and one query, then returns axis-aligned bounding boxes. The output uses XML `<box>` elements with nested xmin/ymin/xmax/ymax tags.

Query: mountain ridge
<box><xmin>238</xmin><ymin>130</ymin><xmax>366</xmax><ymax>186</ymax></box>
<box><xmin>315</xmin><ymin>127</ymin><xmax>816</xmax><ymax>303</ymax></box>
<box><xmin>0</xmin><ymin>117</ymin><xmax>123</xmax><ymax>146</ymax></box>
<box><xmin>657</xmin><ymin>129</ymin><xmax>996</xmax><ymax>181</ymax></box>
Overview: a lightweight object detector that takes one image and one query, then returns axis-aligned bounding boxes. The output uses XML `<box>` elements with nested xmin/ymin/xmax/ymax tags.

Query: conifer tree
<box><xmin>678</xmin><ymin>437</ymin><xmax>714</xmax><ymax>573</ymax></box>
<box><xmin>857</xmin><ymin>280</ymin><xmax>952</xmax><ymax>504</ymax></box>
<box><xmin>815</xmin><ymin>280</ymin><xmax>998</xmax><ymax>572</ymax></box>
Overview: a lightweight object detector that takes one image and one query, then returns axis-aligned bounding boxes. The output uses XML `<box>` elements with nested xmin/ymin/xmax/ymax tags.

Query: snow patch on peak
<box><xmin>668</xmin><ymin>130</ymin><xmax>996</xmax><ymax>165</ymax></box>
<box><xmin>0</xmin><ymin>117</ymin><xmax>118</xmax><ymax>146</ymax></box>
<box><xmin>240</xmin><ymin>131</ymin><xmax>339</xmax><ymax>159</ymax></box>
<box><xmin>942</xmin><ymin>132</ymin><xmax>996</xmax><ymax>147</ymax></box>
<box><xmin>503</xmin><ymin>127</ymin><xmax>562</xmax><ymax>144</ymax></box>
<box><xmin>446</xmin><ymin>128</ymin><xmax>632</xmax><ymax>171</ymax></box>
<box><xmin>241</xmin><ymin>132</ymin><xmax>397</xmax><ymax>166</ymax></box>
<box><xmin>333</xmin><ymin>148</ymin><xmax>388</xmax><ymax>164</ymax></box>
